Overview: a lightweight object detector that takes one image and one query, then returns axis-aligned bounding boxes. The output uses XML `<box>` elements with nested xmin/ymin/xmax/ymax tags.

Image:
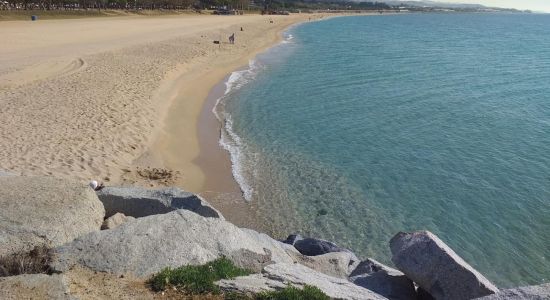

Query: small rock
<box><xmin>282</xmin><ymin>234</ymin><xmax>303</xmax><ymax>245</ymax></box>
<box><xmin>294</xmin><ymin>238</ymin><xmax>347</xmax><ymax>256</ymax></box>
<box><xmin>390</xmin><ymin>231</ymin><xmax>498</xmax><ymax>300</ymax></box>
<box><xmin>101</xmin><ymin>213</ymin><xmax>135</xmax><ymax>230</ymax></box>
<box><xmin>284</xmin><ymin>244</ymin><xmax>360</xmax><ymax>278</ymax></box>
<box><xmin>349</xmin><ymin>258</ymin><xmax>416</xmax><ymax>300</ymax></box>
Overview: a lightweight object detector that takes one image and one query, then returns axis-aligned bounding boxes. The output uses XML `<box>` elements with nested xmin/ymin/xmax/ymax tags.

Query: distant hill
<box><xmin>384</xmin><ymin>1</ymin><xmax>486</xmax><ymax>9</ymax></box>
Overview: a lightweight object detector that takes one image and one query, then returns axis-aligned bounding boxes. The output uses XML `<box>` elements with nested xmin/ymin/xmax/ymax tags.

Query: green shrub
<box><xmin>256</xmin><ymin>285</ymin><xmax>330</xmax><ymax>300</ymax></box>
<box><xmin>149</xmin><ymin>257</ymin><xmax>251</xmax><ymax>294</ymax></box>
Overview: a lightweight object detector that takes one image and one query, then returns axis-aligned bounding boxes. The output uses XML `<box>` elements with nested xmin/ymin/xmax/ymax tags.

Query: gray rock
<box><xmin>50</xmin><ymin>210</ymin><xmax>293</xmax><ymax>278</ymax></box>
<box><xmin>349</xmin><ymin>258</ymin><xmax>416</xmax><ymax>300</ymax></box>
<box><xmin>283</xmin><ymin>244</ymin><xmax>360</xmax><ymax>279</ymax></box>
<box><xmin>101</xmin><ymin>212</ymin><xmax>135</xmax><ymax>230</ymax></box>
<box><xmin>291</xmin><ymin>236</ymin><xmax>346</xmax><ymax>256</ymax></box>
<box><xmin>217</xmin><ymin>262</ymin><xmax>389</xmax><ymax>300</ymax></box>
<box><xmin>282</xmin><ymin>234</ymin><xmax>303</xmax><ymax>245</ymax></box>
<box><xmin>390</xmin><ymin>231</ymin><xmax>498</xmax><ymax>300</ymax></box>
<box><xmin>96</xmin><ymin>186</ymin><xmax>223</xmax><ymax>219</ymax></box>
<box><xmin>475</xmin><ymin>283</ymin><xmax>550</xmax><ymax>300</ymax></box>
<box><xmin>0</xmin><ymin>176</ymin><xmax>104</xmax><ymax>257</ymax></box>
<box><xmin>0</xmin><ymin>274</ymin><xmax>73</xmax><ymax>300</ymax></box>
<box><xmin>417</xmin><ymin>287</ymin><xmax>436</xmax><ymax>300</ymax></box>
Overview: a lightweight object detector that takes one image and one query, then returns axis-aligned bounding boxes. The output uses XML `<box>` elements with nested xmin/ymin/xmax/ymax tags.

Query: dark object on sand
<box><xmin>240</xmin><ymin>27</ymin><xmax>244</xmax><ymax>31</ymax></box>
<box><xmin>213</xmin><ymin>9</ymin><xmax>232</xmax><ymax>15</ymax></box>
<box><xmin>213</xmin><ymin>40</ymin><xmax>220</xmax><ymax>44</ymax></box>
<box><xmin>229</xmin><ymin>33</ymin><xmax>235</xmax><ymax>44</ymax></box>
<box><xmin>31</xmin><ymin>15</ymin><xmax>38</xmax><ymax>21</ymax></box>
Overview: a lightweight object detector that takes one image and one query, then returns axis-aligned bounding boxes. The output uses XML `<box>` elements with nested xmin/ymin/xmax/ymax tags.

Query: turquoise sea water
<box><xmin>215</xmin><ymin>14</ymin><xmax>550</xmax><ymax>287</ymax></box>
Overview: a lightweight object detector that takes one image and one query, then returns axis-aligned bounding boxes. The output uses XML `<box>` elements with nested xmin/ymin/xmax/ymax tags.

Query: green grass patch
<box><xmin>149</xmin><ymin>257</ymin><xmax>252</xmax><ymax>294</ymax></box>
<box><xmin>256</xmin><ymin>285</ymin><xmax>330</xmax><ymax>300</ymax></box>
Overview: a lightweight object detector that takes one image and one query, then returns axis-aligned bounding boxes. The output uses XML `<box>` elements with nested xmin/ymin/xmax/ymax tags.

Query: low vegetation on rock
<box><xmin>0</xmin><ymin>246</ymin><xmax>52</xmax><ymax>277</ymax></box>
<box><xmin>256</xmin><ymin>285</ymin><xmax>330</xmax><ymax>300</ymax></box>
<box><xmin>149</xmin><ymin>258</ymin><xmax>331</xmax><ymax>299</ymax></box>
<box><xmin>149</xmin><ymin>257</ymin><xmax>251</xmax><ymax>294</ymax></box>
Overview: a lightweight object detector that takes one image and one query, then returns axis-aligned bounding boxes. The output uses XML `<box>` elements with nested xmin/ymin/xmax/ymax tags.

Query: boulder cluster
<box><xmin>0</xmin><ymin>175</ymin><xmax>548</xmax><ymax>299</ymax></box>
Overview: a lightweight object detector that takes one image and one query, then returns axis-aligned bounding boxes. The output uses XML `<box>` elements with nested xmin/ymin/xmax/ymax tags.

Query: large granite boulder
<box><xmin>283</xmin><ymin>244</ymin><xmax>360</xmax><ymax>279</ymax></box>
<box><xmin>0</xmin><ymin>176</ymin><xmax>104</xmax><ymax>257</ymax></box>
<box><xmin>0</xmin><ymin>274</ymin><xmax>73</xmax><ymax>300</ymax></box>
<box><xmin>390</xmin><ymin>231</ymin><xmax>498</xmax><ymax>300</ymax></box>
<box><xmin>349</xmin><ymin>258</ymin><xmax>416</xmax><ymax>300</ymax></box>
<box><xmin>96</xmin><ymin>186</ymin><xmax>223</xmax><ymax>219</ymax></box>
<box><xmin>50</xmin><ymin>210</ymin><xmax>293</xmax><ymax>277</ymax></box>
<box><xmin>282</xmin><ymin>234</ymin><xmax>346</xmax><ymax>256</ymax></box>
<box><xmin>475</xmin><ymin>283</ymin><xmax>550</xmax><ymax>300</ymax></box>
<box><xmin>217</xmin><ymin>262</ymin><xmax>388</xmax><ymax>300</ymax></box>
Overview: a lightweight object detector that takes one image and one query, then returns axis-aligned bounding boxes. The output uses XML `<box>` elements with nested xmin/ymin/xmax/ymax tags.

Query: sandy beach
<box><xmin>0</xmin><ymin>12</ymin><xmax>323</xmax><ymax>226</ymax></box>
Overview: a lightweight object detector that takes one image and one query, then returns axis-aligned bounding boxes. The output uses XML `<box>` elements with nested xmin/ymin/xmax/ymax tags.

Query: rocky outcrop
<box><xmin>50</xmin><ymin>210</ymin><xmax>293</xmax><ymax>277</ymax></box>
<box><xmin>283</xmin><ymin>244</ymin><xmax>359</xmax><ymax>279</ymax></box>
<box><xmin>0</xmin><ymin>274</ymin><xmax>73</xmax><ymax>300</ymax></box>
<box><xmin>101</xmin><ymin>213</ymin><xmax>135</xmax><ymax>230</ymax></box>
<box><xmin>475</xmin><ymin>283</ymin><xmax>550</xmax><ymax>300</ymax></box>
<box><xmin>0</xmin><ymin>176</ymin><xmax>104</xmax><ymax>257</ymax></box>
<box><xmin>96</xmin><ymin>186</ymin><xmax>223</xmax><ymax>219</ymax></box>
<box><xmin>217</xmin><ymin>262</ymin><xmax>388</xmax><ymax>300</ymax></box>
<box><xmin>390</xmin><ymin>231</ymin><xmax>499</xmax><ymax>300</ymax></box>
<box><xmin>349</xmin><ymin>258</ymin><xmax>416</xmax><ymax>300</ymax></box>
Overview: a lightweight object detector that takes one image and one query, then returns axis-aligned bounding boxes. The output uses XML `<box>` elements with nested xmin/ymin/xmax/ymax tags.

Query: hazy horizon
<box><xmin>425</xmin><ymin>0</ymin><xmax>550</xmax><ymax>12</ymax></box>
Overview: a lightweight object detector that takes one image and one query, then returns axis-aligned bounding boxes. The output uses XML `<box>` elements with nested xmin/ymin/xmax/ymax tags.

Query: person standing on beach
<box><xmin>229</xmin><ymin>33</ymin><xmax>235</xmax><ymax>44</ymax></box>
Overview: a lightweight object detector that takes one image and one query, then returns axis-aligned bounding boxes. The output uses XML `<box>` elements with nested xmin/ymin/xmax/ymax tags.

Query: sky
<box><xmin>430</xmin><ymin>0</ymin><xmax>550</xmax><ymax>12</ymax></box>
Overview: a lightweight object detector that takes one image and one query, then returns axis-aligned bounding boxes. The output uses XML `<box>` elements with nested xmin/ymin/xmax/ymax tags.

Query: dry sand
<box><xmin>0</xmin><ymin>14</ymin><xmax>310</xmax><ymax>184</ymax></box>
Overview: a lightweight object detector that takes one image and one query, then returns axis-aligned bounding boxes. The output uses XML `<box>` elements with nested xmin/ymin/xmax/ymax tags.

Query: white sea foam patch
<box><xmin>212</xmin><ymin>59</ymin><xmax>264</xmax><ymax>201</ymax></box>
<box><xmin>212</xmin><ymin>34</ymin><xmax>295</xmax><ymax>201</ymax></box>
<box><xmin>282</xmin><ymin>33</ymin><xmax>294</xmax><ymax>44</ymax></box>
<box><xmin>219</xmin><ymin>114</ymin><xmax>254</xmax><ymax>201</ymax></box>
<box><xmin>212</xmin><ymin>59</ymin><xmax>261</xmax><ymax>121</ymax></box>
<box><xmin>225</xmin><ymin>59</ymin><xmax>260</xmax><ymax>94</ymax></box>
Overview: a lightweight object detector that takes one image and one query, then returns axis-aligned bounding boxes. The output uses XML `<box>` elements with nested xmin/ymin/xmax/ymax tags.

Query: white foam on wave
<box><xmin>212</xmin><ymin>59</ymin><xmax>259</xmax><ymax>121</ymax></box>
<box><xmin>281</xmin><ymin>33</ymin><xmax>294</xmax><ymax>44</ymax></box>
<box><xmin>212</xmin><ymin>31</ymin><xmax>296</xmax><ymax>201</ymax></box>
<box><xmin>219</xmin><ymin>115</ymin><xmax>254</xmax><ymax>201</ymax></box>
<box><xmin>212</xmin><ymin>59</ymin><xmax>263</xmax><ymax>201</ymax></box>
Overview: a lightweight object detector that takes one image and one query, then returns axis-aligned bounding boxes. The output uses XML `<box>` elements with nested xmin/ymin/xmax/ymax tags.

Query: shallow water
<box><xmin>215</xmin><ymin>14</ymin><xmax>550</xmax><ymax>287</ymax></box>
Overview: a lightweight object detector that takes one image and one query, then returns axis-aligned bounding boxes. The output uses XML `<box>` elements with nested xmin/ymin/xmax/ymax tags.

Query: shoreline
<box><xmin>146</xmin><ymin>13</ymin><xmax>331</xmax><ymax>228</ymax></box>
<box><xmin>0</xmin><ymin>12</ymin><xmax>357</xmax><ymax>229</ymax></box>
<box><xmin>0</xmin><ymin>13</ymin><xmax>317</xmax><ymax>189</ymax></box>
<box><xmin>151</xmin><ymin>12</ymin><xmax>382</xmax><ymax>230</ymax></box>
